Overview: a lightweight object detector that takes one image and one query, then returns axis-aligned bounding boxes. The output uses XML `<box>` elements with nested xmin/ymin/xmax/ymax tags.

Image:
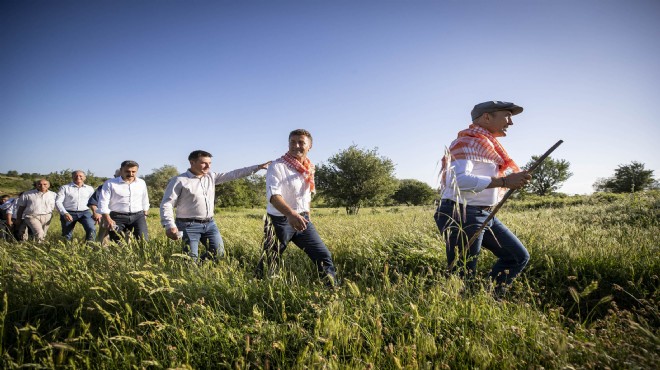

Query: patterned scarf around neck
<box><xmin>440</xmin><ymin>124</ymin><xmax>520</xmax><ymax>196</ymax></box>
<box><xmin>281</xmin><ymin>152</ymin><xmax>315</xmax><ymax>193</ymax></box>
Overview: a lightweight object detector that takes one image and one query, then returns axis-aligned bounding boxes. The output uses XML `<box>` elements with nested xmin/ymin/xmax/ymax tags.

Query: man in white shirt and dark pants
<box><xmin>55</xmin><ymin>170</ymin><xmax>96</xmax><ymax>242</ymax></box>
<box><xmin>98</xmin><ymin>160</ymin><xmax>150</xmax><ymax>242</ymax></box>
<box><xmin>16</xmin><ymin>179</ymin><xmax>57</xmax><ymax>242</ymax></box>
<box><xmin>160</xmin><ymin>150</ymin><xmax>269</xmax><ymax>261</ymax></box>
<box><xmin>255</xmin><ymin>129</ymin><xmax>338</xmax><ymax>287</ymax></box>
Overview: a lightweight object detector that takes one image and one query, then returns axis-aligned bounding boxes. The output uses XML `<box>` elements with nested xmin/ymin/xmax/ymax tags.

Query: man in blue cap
<box><xmin>434</xmin><ymin>100</ymin><xmax>532</xmax><ymax>298</ymax></box>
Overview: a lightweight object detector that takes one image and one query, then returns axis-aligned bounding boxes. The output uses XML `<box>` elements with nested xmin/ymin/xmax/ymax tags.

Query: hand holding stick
<box><xmin>465</xmin><ymin>140</ymin><xmax>564</xmax><ymax>248</ymax></box>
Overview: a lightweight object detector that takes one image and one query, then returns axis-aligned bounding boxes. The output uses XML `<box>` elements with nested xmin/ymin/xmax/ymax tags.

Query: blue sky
<box><xmin>2</xmin><ymin>0</ymin><xmax>659</xmax><ymax>194</ymax></box>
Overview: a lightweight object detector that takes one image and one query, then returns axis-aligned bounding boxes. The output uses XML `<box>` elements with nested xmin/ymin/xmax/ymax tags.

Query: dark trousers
<box><xmin>60</xmin><ymin>210</ymin><xmax>96</xmax><ymax>241</ymax></box>
<box><xmin>257</xmin><ymin>214</ymin><xmax>337</xmax><ymax>285</ymax></box>
<box><xmin>109</xmin><ymin>211</ymin><xmax>149</xmax><ymax>242</ymax></box>
<box><xmin>434</xmin><ymin>200</ymin><xmax>529</xmax><ymax>286</ymax></box>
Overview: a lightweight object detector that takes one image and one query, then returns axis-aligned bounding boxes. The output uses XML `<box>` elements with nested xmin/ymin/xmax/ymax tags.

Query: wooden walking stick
<box><xmin>465</xmin><ymin>139</ymin><xmax>564</xmax><ymax>248</ymax></box>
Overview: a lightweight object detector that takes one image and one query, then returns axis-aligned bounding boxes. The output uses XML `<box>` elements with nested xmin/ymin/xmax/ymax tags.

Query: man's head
<box><xmin>188</xmin><ymin>150</ymin><xmax>213</xmax><ymax>176</ymax></box>
<box><xmin>120</xmin><ymin>160</ymin><xmax>140</xmax><ymax>181</ymax></box>
<box><xmin>0</xmin><ymin>195</ymin><xmax>9</xmax><ymax>204</ymax></box>
<box><xmin>35</xmin><ymin>179</ymin><xmax>50</xmax><ymax>193</ymax></box>
<box><xmin>72</xmin><ymin>170</ymin><xmax>86</xmax><ymax>186</ymax></box>
<box><xmin>471</xmin><ymin>101</ymin><xmax>523</xmax><ymax>138</ymax></box>
<box><xmin>288</xmin><ymin>129</ymin><xmax>313</xmax><ymax>161</ymax></box>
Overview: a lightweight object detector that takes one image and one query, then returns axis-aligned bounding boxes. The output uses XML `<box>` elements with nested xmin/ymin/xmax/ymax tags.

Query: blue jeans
<box><xmin>257</xmin><ymin>214</ymin><xmax>337</xmax><ymax>284</ymax></box>
<box><xmin>60</xmin><ymin>210</ymin><xmax>96</xmax><ymax>241</ymax></box>
<box><xmin>109</xmin><ymin>212</ymin><xmax>149</xmax><ymax>242</ymax></box>
<box><xmin>434</xmin><ymin>200</ymin><xmax>529</xmax><ymax>286</ymax></box>
<box><xmin>175</xmin><ymin>219</ymin><xmax>224</xmax><ymax>261</ymax></box>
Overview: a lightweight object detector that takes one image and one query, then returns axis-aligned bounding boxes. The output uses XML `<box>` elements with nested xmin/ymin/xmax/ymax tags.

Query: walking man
<box><xmin>256</xmin><ymin>129</ymin><xmax>338</xmax><ymax>287</ymax></box>
<box><xmin>16</xmin><ymin>179</ymin><xmax>57</xmax><ymax>242</ymax></box>
<box><xmin>160</xmin><ymin>150</ymin><xmax>269</xmax><ymax>261</ymax></box>
<box><xmin>434</xmin><ymin>101</ymin><xmax>532</xmax><ymax>297</ymax></box>
<box><xmin>97</xmin><ymin>160</ymin><xmax>150</xmax><ymax>242</ymax></box>
<box><xmin>55</xmin><ymin>170</ymin><xmax>96</xmax><ymax>242</ymax></box>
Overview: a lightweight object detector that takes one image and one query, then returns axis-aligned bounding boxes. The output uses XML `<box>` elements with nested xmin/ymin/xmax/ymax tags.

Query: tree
<box><xmin>142</xmin><ymin>165</ymin><xmax>179</xmax><ymax>207</ymax></box>
<box><xmin>6</xmin><ymin>170</ymin><xmax>18</xmax><ymax>177</ymax></box>
<box><xmin>392</xmin><ymin>179</ymin><xmax>437</xmax><ymax>206</ymax></box>
<box><xmin>522</xmin><ymin>156</ymin><xmax>572</xmax><ymax>196</ymax></box>
<box><xmin>216</xmin><ymin>174</ymin><xmax>266</xmax><ymax>208</ymax></box>
<box><xmin>593</xmin><ymin>161</ymin><xmax>656</xmax><ymax>193</ymax></box>
<box><xmin>316</xmin><ymin>145</ymin><xmax>398</xmax><ymax>214</ymax></box>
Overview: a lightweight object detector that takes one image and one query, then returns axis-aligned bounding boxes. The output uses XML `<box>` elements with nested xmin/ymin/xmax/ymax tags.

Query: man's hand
<box><xmin>259</xmin><ymin>161</ymin><xmax>272</xmax><ymax>171</ymax></box>
<box><xmin>102</xmin><ymin>214</ymin><xmax>116</xmax><ymax>231</ymax></box>
<box><xmin>286</xmin><ymin>213</ymin><xmax>308</xmax><ymax>232</ymax></box>
<box><xmin>504</xmin><ymin>171</ymin><xmax>532</xmax><ymax>190</ymax></box>
<box><xmin>64</xmin><ymin>214</ymin><xmax>73</xmax><ymax>222</ymax></box>
<box><xmin>165</xmin><ymin>227</ymin><xmax>181</xmax><ymax>240</ymax></box>
<box><xmin>92</xmin><ymin>212</ymin><xmax>102</xmax><ymax>224</ymax></box>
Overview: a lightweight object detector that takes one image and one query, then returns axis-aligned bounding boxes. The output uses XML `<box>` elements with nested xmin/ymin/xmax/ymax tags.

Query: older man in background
<box><xmin>16</xmin><ymin>179</ymin><xmax>57</xmax><ymax>242</ymax></box>
<box><xmin>56</xmin><ymin>170</ymin><xmax>96</xmax><ymax>242</ymax></box>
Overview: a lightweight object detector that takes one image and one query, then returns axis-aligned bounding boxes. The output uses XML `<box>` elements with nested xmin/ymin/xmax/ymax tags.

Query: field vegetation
<box><xmin>1</xmin><ymin>192</ymin><xmax>658</xmax><ymax>368</ymax></box>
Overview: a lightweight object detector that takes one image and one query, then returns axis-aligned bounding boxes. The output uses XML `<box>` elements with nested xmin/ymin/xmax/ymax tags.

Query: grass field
<box><xmin>1</xmin><ymin>192</ymin><xmax>658</xmax><ymax>368</ymax></box>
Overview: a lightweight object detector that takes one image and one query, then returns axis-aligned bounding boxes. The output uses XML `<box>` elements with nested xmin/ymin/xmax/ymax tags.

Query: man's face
<box><xmin>72</xmin><ymin>172</ymin><xmax>86</xmax><ymax>185</ymax></box>
<box><xmin>190</xmin><ymin>156</ymin><xmax>212</xmax><ymax>176</ymax></box>
<box><xmin>36</xmin><ymin>180</ymin><xmax>50</xmax><ymax>192</ymax></box>
<box><xmin>0</xmin><ymin>196</ymin><xmax>8</xmax><ymax>205</ymax></box>
<box><xmin>120</xmin><ymin>166</ymin><xmax>139</xmax><ymax>181</ymax></box>
<box><xmin>288</xmin><ymin>134</ymin><xmax>312</xmax><ymax>160</ymax></box>
<box><xmin>483</xmin><ymin>110</ymin><xmax>514</xmax><ymax>137</ymax></box>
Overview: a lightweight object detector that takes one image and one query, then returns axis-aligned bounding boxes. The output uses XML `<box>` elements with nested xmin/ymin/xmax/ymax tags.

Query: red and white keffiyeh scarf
<box><xmin>281</xmin><ymin>152</ymin><xmax>315</xmax><ymax>193</ymax></box>
<box><xmin>440</xmin><ymin>124</ymin><xmax>520</xmax><ymax>195</ymax></box>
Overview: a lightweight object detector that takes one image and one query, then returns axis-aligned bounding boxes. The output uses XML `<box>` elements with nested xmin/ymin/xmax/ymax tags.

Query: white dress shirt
<box><xmin>441</xmin><ymin>159</ymin><xmax>498</xmax><ymax>206</ymax></box>
<box><xmin>266</xmin><ymin>159</ymin><xmax>311</xmax><ymax>216</ymax></box>
<box><xmin>17</xmin><ymin>189</ymin><xmax>57</xmax><ymax>215</ymax></box>
<box><xmin>160</xmin><ymin>165</ymin><xmax>259</xmax><ymax>229</ymax></box>
<box><xmin>55</xmin><ymin>182</ymin><xmax>95</xmax><ymax>214</ymax></box>
<box><xmin>97</xmin><ymin>177</ymin><xmax>149</xmax><ymax>214</ymax></box>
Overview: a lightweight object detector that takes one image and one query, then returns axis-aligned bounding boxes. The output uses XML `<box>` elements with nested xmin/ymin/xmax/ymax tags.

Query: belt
<box><xmin>299</xmin><ymin>212</ymin><xmax>309</xmax><ymax>217</ymax></box>
<box><xmin>176</xmin><ymin>217</ymin><xmax>213</xmax><ymax>224</ymax></box>
<box><xmin>66</xmin><ymin>210</ymin><xmax>89</xmax><ymax>213</ymax></box>
<box><xmin>441</xmin><ymin>199</ymin><xmax>493</xmax><ymax>212</ymax></box>
<box><xmin>110</xmin><ymin>211</ymin><xmax>143</xmax><ymax>216</ymax></box>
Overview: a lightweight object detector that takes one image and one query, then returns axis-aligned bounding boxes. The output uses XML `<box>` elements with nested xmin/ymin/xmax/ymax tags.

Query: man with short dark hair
<box><xmin>98</xmin><ymin>160</ymin><xmax>150</xmax><ymax>241</ymax></box>
<box><xmin>434</xmin><ymin>101</ymin><xmax>532</xmax><ymax>298</ymax></box>
<box><xmin>56</xmin><ymin>170</ymin><xmax>96</xmax><ymax>242</ymax></box>
<box><xmin>256</xmin><ymin>129</ymin><xmax>338</xmax><ymax>287</ymax></box>
<box><xmin>160</xmin><ymin>150</ymin><xmax>269</xmax><ymax>261</ymax></box>
<box><xmin>16</xmin><ymin>179</ymin><xmax>57</xmax><ymax>242</ymax></box>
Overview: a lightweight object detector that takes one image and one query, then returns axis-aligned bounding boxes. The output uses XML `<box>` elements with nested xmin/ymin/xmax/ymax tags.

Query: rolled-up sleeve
<box><xmin>266</xmin><ymin>163</ymin><xmax>283</xmax><ymax>201</ymax></box>
<box><xmin>55</xmin><ymin>187</ymin><xmax>67</xmax><ymax>214</ymax></box>
<box><xmin>453</xmin><ymin>159</ymin><xmax>492</xmax><ymax>193</ymax></box>
<box><xmin>141</xmin><ymin>181</ymin><xmax>150</xmax><ymax>213</ymax></box>
<box><xmin>160</xmin><ymin>177</ymin><xmax>180</xmax><ymax>229</ymax></box>
<box><xmin>97</xmin><ymin>181</ymin><xmax>112</xmax><ymax>214</ymax></box>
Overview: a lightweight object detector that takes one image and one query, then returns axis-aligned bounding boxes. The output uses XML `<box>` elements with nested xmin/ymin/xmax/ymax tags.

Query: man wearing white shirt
<box><xmin>435</xmin><ymin>101</ymin><xmax>532</xmax><ymax>297</ymax></box>
<box><xmin>55</xmin><ymin>170</ymin><xmax>96</xmax><ymax>242</ymax></box>
<box><xmin>16</xmin><ymin>179</ymin><xmax>57</xmax><ymax>242</ymax></box>
<box><xmin>98</xmin><ymin>160</ymin><xmax>150</xmax><ymax>242</ymax></box>
<box><xmin>255</xmin><ymin>129</ymin><xmax>338</xmax><ymax>287</ymax></box>
<box><xmin>160</xmin><ymin>150</ymin><xmax>269</xmax><ymax>261</ymax></box>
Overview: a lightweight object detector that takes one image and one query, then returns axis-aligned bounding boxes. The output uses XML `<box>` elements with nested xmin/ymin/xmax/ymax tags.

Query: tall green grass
<box><xmin>1</xmin><ymin>192</ymin><xmax>658</xmax><ymax>368</ymax></box>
